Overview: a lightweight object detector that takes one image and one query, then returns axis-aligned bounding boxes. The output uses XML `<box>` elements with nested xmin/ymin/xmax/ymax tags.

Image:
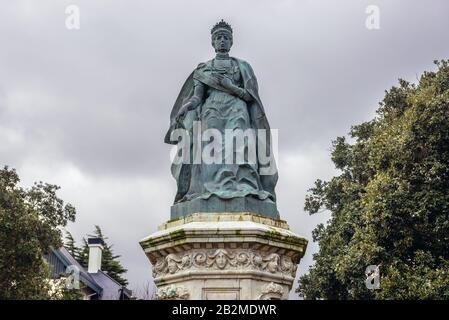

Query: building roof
<box><xmin>90</xmin><ymin>270</ymin><xmax>132</xmax><ymax>300</ymax></box>
<box><xmin>44</xmin><ymin>246</ymin><xmax>132</xmax><ymax>300</ymax></box>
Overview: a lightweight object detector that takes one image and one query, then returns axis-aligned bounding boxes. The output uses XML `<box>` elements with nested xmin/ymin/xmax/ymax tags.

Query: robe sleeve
<box><xmin>189</xmin><ymin>79</ymin><xmax>205</xmax><ymax>106</ymax></box>
<box><xmin>235</xmin><ymin>86</ymin><xmax>253</xmax><ymax>102</ymax></box>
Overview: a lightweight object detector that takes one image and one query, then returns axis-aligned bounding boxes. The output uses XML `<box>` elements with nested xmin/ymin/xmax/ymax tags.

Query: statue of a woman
<box><xmin>165</xmin><ymin>20</ymin><xmax>278</xmax><ymax>219</ymax></box>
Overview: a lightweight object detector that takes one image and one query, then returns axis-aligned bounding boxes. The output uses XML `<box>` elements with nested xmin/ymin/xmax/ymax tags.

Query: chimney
<box><xmin>87</xmin><ymin>237</ymin><xmax>104</xmax><ymax>273</ymax></box>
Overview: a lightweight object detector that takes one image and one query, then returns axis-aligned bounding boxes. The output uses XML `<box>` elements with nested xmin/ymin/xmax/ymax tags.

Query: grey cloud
<box><xmin>1</xmin><ymin>0</ymin><xmax>448</xmax><ymax>298</ymax></box>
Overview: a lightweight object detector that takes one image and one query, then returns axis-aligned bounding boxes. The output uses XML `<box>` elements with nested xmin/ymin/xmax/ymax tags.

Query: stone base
<box><xmin>140</xmin><ymin>213</ymin><xmax>307</xmax><ymax>300</ymax></box>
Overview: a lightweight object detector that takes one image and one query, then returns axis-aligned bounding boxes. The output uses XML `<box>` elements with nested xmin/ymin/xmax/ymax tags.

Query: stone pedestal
<box><xmin>140</xmin><ymin>213</ymin><xmax>307</xmax><ymax>300</ymax></box>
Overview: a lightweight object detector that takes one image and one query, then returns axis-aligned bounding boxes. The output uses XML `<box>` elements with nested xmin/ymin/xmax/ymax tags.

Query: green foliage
<box><xmin>48</xmin><ymin>275</ymin><xmax>84</xmax><ymax>300</ymax></box>
<box><xmin>0</xmin><ymin>167</ymin><xmax>76</xmax><ymax>299</ymax></box>
<box><xmin>64</xmin><ymin>231</ymin><xmax>80</xmax><ymax>261</ymax></box>
<box><xmin>76</xmin><ymin>238</ymin><xmax>90</xmax><ymax>269</ymax></box>
<box><xmin>298</xmin><ymin>60</ymin><xmax>449</xmax><ymax>300</ymax></box>
<box><xmin>78</xmin><ymin>225</ymin><xmax>129</xmax><ymax>286</ymax></box>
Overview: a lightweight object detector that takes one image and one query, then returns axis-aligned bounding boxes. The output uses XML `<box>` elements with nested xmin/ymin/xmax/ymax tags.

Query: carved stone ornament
<box><xmin>258</xmin><ymin>282</ymin><xmax>284</xmax><ymax>300</ymax></box>
<box><xmin>152</xmin><ymin>249</ymin><xmax>298</xmax><ymax>278</ymax></box>
<box><xmin>156</xmin><ymin>284</ymin><xmax>190</xmax><ymax>300</ymax></box>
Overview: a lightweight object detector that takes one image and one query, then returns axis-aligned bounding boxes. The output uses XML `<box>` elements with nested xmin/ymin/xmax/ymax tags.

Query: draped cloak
<box><xmin>164</xmin><ymin>57</ymin><xmax>278</xmax><ymax>203</ymax></box>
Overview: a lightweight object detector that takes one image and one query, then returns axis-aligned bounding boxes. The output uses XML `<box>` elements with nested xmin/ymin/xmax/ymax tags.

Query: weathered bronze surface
<box><xmin>165</xmin><ymin>20</ymin><xmax>279</xmax><ymax>219</ymax></box>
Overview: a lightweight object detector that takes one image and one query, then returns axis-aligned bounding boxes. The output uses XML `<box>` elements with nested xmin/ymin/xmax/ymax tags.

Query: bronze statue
<box><xmin>165</xmin><ymin>20</ymin><xmax>279</xmax><ymax>219</ymax></box>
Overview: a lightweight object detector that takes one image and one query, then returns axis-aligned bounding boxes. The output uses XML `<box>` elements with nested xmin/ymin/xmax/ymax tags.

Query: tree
<box><xmin>77</xmin><ymin>237</ymin><xmax>90</xmax><ymax>268</ymax></box>
<box><xmin>0</xmin><ymin>166</ymin><xmax>76</xmax><ymax>299</ymax></box>
<box><xmin>64</xmin><ymin>231</ymin><xmax>79</xmax><ymax>260</ymax></box>
<box><xmin>79</xmin><ymin>225</ymin><xmax>128</xmax><ymax>286</ymax></box>
<box><xmin>297</xmin><ymin>60</ymin><xmax>449</xmax><ymax>299</ymax></box>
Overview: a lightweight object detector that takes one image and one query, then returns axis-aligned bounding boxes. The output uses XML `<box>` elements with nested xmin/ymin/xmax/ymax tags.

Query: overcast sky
<box><xmin>1</xmin><ymin>0</ymin><xmax>448</xmax><ymax>299</ymax></box>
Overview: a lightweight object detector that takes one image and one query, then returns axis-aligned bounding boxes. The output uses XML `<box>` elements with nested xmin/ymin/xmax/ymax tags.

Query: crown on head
<box><xmin>211</xmin><ymin>19</ymin><xmax>233</xmax><ymax>35</ymax></box>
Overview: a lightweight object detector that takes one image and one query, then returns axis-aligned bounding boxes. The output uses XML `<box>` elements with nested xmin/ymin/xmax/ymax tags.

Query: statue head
<box><xmin>166</xmin><ymin>254</ymin><xmax>179</xmax><ymax>274</ymax></box>
<box><xmin>211</xmin><ymin>19</ymin><xmax>233</xmax><ymax>54</ymax></box>
<box><xmin>216</xmin><ymin>251</ymin><xmax>227</xmax><ymax>269</ymax></box>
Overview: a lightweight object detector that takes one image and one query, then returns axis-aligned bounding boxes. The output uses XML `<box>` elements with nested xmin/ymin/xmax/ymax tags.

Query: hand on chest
<box><xmin>211</xmin><ymin>59</ymin><xmax>241</xmax><ymax>83</ymax></box>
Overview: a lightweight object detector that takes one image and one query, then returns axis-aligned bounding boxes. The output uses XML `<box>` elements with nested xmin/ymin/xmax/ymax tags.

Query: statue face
<box><xmin>212</xmin><ymin>31</ymin><xmax>232</xmax><ymax>53</ymax></box>
<box><xmin>216</xmin><ymin>252</ymin><xmax>227</xmax><ymax>269</ymax></box>
<box><xmin>167</xmin><ymin>260</ymin><xmax>178</xmax><ymax>273</ymax></box>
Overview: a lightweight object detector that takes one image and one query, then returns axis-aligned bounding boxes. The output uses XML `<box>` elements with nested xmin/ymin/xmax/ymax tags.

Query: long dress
<box><xmin>182</xmin><ymin>58</ymin><xmax>273</xmax><ymax>202</ymax></box>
